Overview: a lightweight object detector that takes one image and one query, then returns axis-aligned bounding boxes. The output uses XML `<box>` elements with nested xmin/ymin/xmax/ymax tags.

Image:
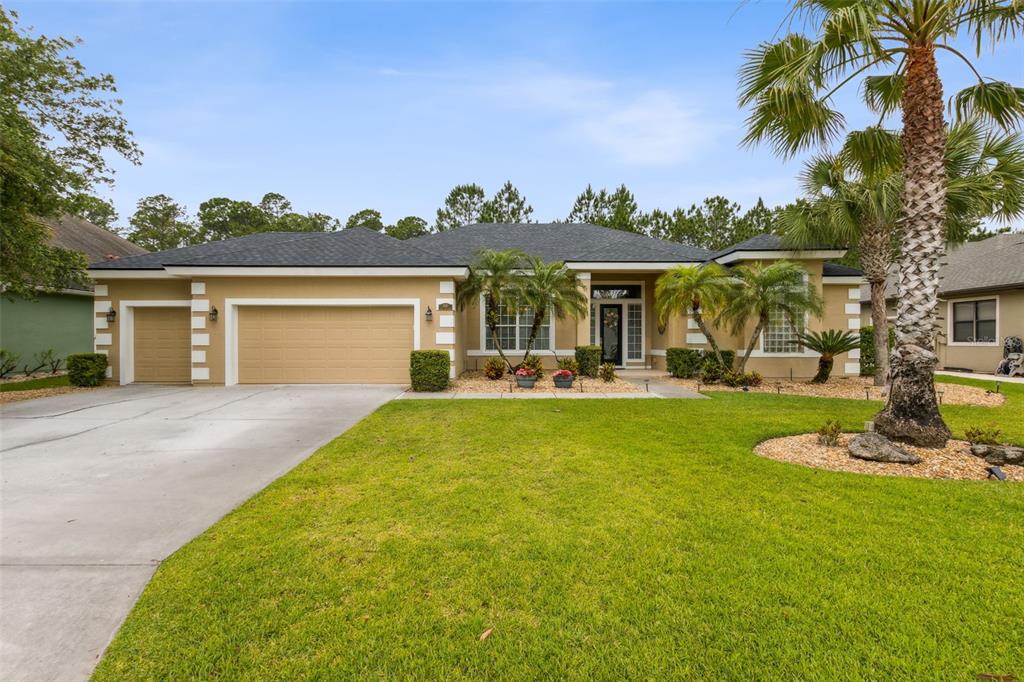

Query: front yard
<box><xmin>93</xmin><ymin>377</ymin><xmax>1023</xmax><ymax>679</ymax></box>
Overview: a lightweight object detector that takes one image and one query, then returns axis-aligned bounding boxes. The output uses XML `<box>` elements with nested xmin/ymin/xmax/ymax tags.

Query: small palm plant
<box><xmin>797</xmin><ymin>329</ymin><xmax>860</xmax><ymax>384</ymax></box>
<box><xmin>655</xmin><ymin>263</ymin><xmax>731</xmax><ymax>368</ymax></box>
<box><xmin>456</xmin><ymin>249</ymin><xmax>526</xmax><ymax>372</ymax></box>
<box><xmin>517</xmin><ymin>255</ymin><xmax>587</xmax><ymax>363</ymax></box>
<box><xmin>718</xmin><ymin>261</ymin><xmax>823</xmax><ymax>373</ymax></box>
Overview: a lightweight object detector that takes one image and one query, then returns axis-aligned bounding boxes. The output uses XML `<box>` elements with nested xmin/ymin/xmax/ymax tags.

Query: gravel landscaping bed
<box><xmin>755</xmin><ymin>433</ymin><xmax>1023</xmax><ymax>481</ymax></box>
<box><xmin>669</xmin><ymin>375</ymin><xmax>1003</xmax><ymax>407</ymax></box>
<box><xmin>0</xmin><ymin>386</ymin><xmax>105</xmax><ymax>405</ymax></box>
<box><xmin>452</xmin><ymin>370</ymin><xmax>640</xmax><ymax>393</ymax></box>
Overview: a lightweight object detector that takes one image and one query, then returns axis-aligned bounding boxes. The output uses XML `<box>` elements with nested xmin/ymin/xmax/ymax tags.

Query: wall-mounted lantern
<box><xmin>106</xmin><ymin>306</ymin><xmax>117</xmax><ymax>323</ymax></box>
<box><xmin>425</xmin><ymin>306</ymin><xmax>433</xmax><ymax>322</ymax></box>
<box><xmin>208</xmin><ymin>306</ymin><xmax>219</xmax><ymax>322</ymax></box>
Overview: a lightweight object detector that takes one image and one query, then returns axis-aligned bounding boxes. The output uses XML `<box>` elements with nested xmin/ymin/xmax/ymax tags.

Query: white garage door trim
<box><xmin>118</xmin><ymin>300</ymin><xmax>192</xmax><ymax>385</ymax></box>
<box><xmin>224</xmin><ymin>298</ymin><xmax>420</xmax><ymax>386</ymax></box>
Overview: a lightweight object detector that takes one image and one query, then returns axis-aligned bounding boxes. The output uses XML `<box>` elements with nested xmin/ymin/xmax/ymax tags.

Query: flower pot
<box><xmin>553</xmin><ymin>376</ymin><xmax>574</xmax><ymax>389</ymax></box>
<box><xmin>515</xmin><ymin>376</ymin><xmax>537</xmax><ymax>389</ymax></box>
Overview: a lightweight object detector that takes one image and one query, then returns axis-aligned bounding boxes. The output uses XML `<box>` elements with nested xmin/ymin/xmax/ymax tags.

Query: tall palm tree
<box><xmin>797</xmin><ymin>329</ymin><xmax>862</xmax><ymax>384</ymax></box>
<box><xmin>456</xmin><ymin>249</ymin><xmax>526</xmax><ymax>372</ymax></box>
<box><xmin>781</xmin><ymin>121</ymin><xmax>1024</xmax><ymax>387</ymax></box>
<box><xmin>655</xmin><ymin>263</ymin><xmax>732</xmax><ymax>368</ymax></box>
<box><xmin>517</xmin><ymin>256</ymin><xmax>587</xmax><ymax>362</ymax></box>
<box><xmin>739</xmin><ymin>1</ymin><xmax>1024</xmax><ymax>447</ymax></box>
<box><xmin>718</xmin><ymin>261</ymin><xmax>824</xmax><ymax>373</ymax></box>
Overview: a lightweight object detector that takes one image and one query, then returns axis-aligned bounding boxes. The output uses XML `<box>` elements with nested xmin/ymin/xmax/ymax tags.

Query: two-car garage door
<box><xmin>236</xmin><ymin>306</ymin><xmax>413</xmax><ymax>384</ymax></box>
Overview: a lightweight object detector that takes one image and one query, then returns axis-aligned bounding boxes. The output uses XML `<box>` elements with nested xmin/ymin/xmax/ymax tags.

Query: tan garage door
<box><xmin>133</xmin><ymin>307</ymin><xmax>191</xmax><ymax>383</ymax></box>
<box><xmin>237</xmin><ymin>306</ymin><xmax>414</xmax><ymax>384</ymax></box>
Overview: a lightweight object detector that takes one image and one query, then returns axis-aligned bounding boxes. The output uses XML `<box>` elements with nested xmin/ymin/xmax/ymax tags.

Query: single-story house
<box><xmin>87</xmin><ymin>224</ymin><xmax>866</xmax><ymax>385</ymax></box>
<box><xmin>860</xmin><ymin>232</ymin><xmax>1024</xmax><ymax>373</ymax></box>
<box><xmin>1</xmin><ymin>215</ymin><xmax>146</xmax><ymax>368</ymax></box>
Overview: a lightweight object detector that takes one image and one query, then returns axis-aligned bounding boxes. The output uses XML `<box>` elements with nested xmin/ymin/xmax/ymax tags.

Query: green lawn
<box><xmin>94</xmin><ymin>377</ymin><xmax>1024</xmax><ymax>680</ymax></box>
<box><xmin>0</xmin><ymin>374</ymin><xmax>69</xmax><ymax>392</ymax></box>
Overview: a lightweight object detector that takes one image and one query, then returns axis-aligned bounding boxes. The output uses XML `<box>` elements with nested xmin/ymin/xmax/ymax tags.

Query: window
<box><xmin>592</xmin><ymin>285</ymin><xmax>642</xmax><ymax>299</ymax></box>
<box><xmin>627</xmin><ymin>304</ymin><xmax>642</xmax><ymax>360</ymax></box>
<box><xmin>763</xmin><ymin>307</ymin><xmax>803</xmax><ymax>353</ymax></box>
<box><xmin>952</xmin><ymin>299</ymin><xmax>997</xmax><ymax>343</ymax></box>
<box><xmin>590</xmin><ymin>303</ymin><xmax>596</xmax><ymax>345</ymax></box>
<box><xmin>483</xmin><ymin>299</ymin><xmax>551</xmax><ymax>352</ymax></box>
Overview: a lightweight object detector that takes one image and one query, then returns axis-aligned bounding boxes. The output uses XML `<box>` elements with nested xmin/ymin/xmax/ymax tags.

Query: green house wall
<box><xmin>0</xmin><ymin>293</ymin><xmax>94</xmax><ymax>369</ymax></box>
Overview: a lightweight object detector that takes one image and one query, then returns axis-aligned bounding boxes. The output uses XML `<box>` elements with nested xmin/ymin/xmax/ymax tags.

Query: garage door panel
<box><xmin>238</xmin><ymin>306</ymin><xmax>413</xmax><ymax>384</ymax></box>
<box><xmin>133</xmin><ymin>307</ymin><xmax>191</xmax><ymax>383</ymax></box>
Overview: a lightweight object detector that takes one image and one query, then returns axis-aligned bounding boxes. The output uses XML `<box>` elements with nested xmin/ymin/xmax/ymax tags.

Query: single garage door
<box><xmin>237</xmin><ymin>306</ymin><xmax>414</xmax><ymax>384</ymax></box>
<box><xmin>133</xmin><ymin>307</ymin><xmax>191</xmax><ymax>383</ymax></box>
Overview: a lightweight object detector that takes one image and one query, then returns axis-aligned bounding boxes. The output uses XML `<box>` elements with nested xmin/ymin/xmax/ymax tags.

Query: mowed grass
<box><xmin>93</xmin><ymin>378</ymin><xmax>1024</xmax><ymax>680</ymax></box>
<box><xmin>0</xmin><ymin>374</ymin><xmax>68</xmax><ymax>392</ymax></box>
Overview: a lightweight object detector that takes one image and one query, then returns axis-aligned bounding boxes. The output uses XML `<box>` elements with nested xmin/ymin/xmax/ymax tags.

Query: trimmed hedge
<box><xmin>409</xmin><ymin>350</ymin><xmax>450</xmax><ymax>391</ymax></box>
<box><xmin>666</xmin><ymin>348</ymin><xmax>703</xmax><ymax>378</ymax></box>
<box><xmin>703</xmin><ymin>350</ymin><xmax>736</xmax><ymax>370</ymax></box>
<box><xmin>575</xmin><ymin>345</ymin><xmax>601</xmax><ymax>378</ymax></box>
<box><xmin>859</xmin><ymin>325</ymin><xmax>894</xmax><ymax>377</ymax></box>
<box><xmin>67</xmin><ymin>353</ymin><xmax>108</xmax><ymax>387</ymax></box>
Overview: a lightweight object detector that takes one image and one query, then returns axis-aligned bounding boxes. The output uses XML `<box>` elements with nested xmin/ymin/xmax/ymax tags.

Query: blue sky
<box><xmin>12</xmin><ymin>1</ymin><xmax>1023</xmax><ymax>228</ymax></box>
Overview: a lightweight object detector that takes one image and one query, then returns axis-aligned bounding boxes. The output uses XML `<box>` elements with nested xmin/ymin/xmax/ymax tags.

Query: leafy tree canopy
<box><xmin>386</xmin><ymin>216</ymin><xmax>429</xmax><ymax>240</ymax></box>
<box><xmin>345</xmin><ymin>208</ymin><xmax>385</xmax><ymax>231</ymax></box>
<box><xmin>66</xmin><ymin>194</ymin><xmax>119</xmax><ymax>233</ymax></box>
<box><xmin>566</xmin><ymin>184</ymin><xmax>643</xmax><ymax>233</ymax></box>
<box><xmin>1</xmin><ymin>8</ymin><xmax>140</xmax><ymax>298</ymax></box>
<box><xmin>126</xmin><ymin>194</ymin><xmax>196</xmax><ymax>252</ymax></box>
<box><xmin>435</xmin><ymin>183</ymin><xmax>486</xmax><ymax>231</ymax></box>
<box><xmin>479</xmin><ymin>181</ymin><xmax>534</xmax><ymax>224</ymax></box>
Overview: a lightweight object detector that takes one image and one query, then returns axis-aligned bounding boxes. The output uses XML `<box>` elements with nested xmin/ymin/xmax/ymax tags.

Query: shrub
<box><xmin>666</xmin><ymin>348</ymin><xmax>703</xmax><ymax>378</ymax></box>
<box><xmin>817</xmin><ymin>419</ymin><xmax>842</xmax><ymax>446</ymax></box>
<box><xmin>0</xmin><ymin>350</ymin><xmax>19</xmax><ymax>378</ymax></box>
<box><xmin>964</xmin><ymin>425</ymin><xmax>1003</xmax><ymax>445</ymax></box>
<box><xmin>483</xmin><ymin>356</ymin><xmax>506</xmax><ymax>380</ymax></box>
<box><xmin>575</xmin><ymin>345</ymin><xmax>601</xmax><ymax>378</ymax></box>
<box><xmin>702</xmin><ymin>350</ymin><xmax>735</xmax><ymax>371</ymax></box>
<box><xmin>557</xmin><ymin>357</ymin><xmax>579</xmax><ymax>374</ymax></box>
<box><xmin>859</xmin><ymin>325</ymin><xmax>895</xmax><ymax>377</ymax></box>
<box><xmin>700</xmin><ymin>364</ymin><xmax>724</xmax><ymax>384</ymax></box>
<box><xmin>41</xmin><ymin>349</ymin><xmax>62</xmax><ymax>374</ymax></box>
<box><xmin>519</xmin><ymin>354</ymin><xmax>544</xmax><ymax>379</ymax></box>
<box><xmin>721</xmin><ymin>369</ymin><xmax>744</xmax><ymax>387</ymax></box>
<box><xmin>598</xmin><ymin>362</ymin><xmax>616</xmax><ymax>383</ymax></box>
<box><xmin>409</xmin><ymin>350</ymin><xmax>450</xmax><ymax>391</ymax></box>
<box><xmin>67</xmin><ymin>353</ymin><xmax>108</xmax><ymax>387</ymax></box>
<box><xmin>21</xmin><ymin>351</ymin><xmax>49</xmax><ymax>376</ymax></box>
<box><xmin>744</xmin><ymin>371</ymin><xmax>763</xmax><ymax>387</ymax></box>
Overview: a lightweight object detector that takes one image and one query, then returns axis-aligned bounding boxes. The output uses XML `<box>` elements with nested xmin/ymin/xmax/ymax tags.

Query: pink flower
<box><xmin>553</xmin><ymin>369</ymin><xmax>574</xmax><ymax>378</ymax></box>
<box><xmin>515</xmin><ymin>367</ymin><xmax>536</xmax><ymax>377</ymax></box>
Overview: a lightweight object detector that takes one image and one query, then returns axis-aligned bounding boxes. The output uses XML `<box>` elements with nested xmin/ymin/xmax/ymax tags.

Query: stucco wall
<box><xmin>0</xmin><ymin>293</ymin><xmax>94</xmax><ymax>369</ymax></box>
<box><xmin>937</xmin><ymin>288</ymin><xmax>1024</xmax><ymax>372</ymax></box>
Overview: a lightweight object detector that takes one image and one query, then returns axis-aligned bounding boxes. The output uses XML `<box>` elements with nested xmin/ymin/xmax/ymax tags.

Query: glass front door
<box><xmin>599</xmin><ymin>304</ymin><xmax>622</xmax><ymax>365</ymax></box>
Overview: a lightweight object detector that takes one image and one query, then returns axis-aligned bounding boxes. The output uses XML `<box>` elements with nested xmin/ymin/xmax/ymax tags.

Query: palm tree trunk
<box><xmin>737</xmin><ymin>315</ymin><xmax>766</xmax><ymax>373</ymax></box>
<box><xmin>812</xmin><ymin>355</ymin><xmax>834</xmax><ymax>384</ymax></box>
<box><xmin>860</xmin><ymin>222</ymin><xmax>891</xmax><ymax>388</ymax></box>
<box><xmin>873</xmin><ymin>45</ymin><xmax>951</xmax><ymax>447</ymax></box>
<box><xmin>692</xmin><ymin>300</ymin><xmax>726</xmax><ymax>368</ymax></box>
<box><xmin>485</xmin><ymin>294</ymin><xmax>516</xmax><ymax>372</ymax></box>
<box><xmin>521</xmin><ymin>310</ymin><xmax>545</xmax><ymax>364</ymax></box>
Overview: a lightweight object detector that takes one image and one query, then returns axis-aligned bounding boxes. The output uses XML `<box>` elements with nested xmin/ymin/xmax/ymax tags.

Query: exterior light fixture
<box><xmin>425</xmin><ymin>306</ymin><xmax>433</xmax><ymax>322</ymax></box>
<box><xmin>987</xmin><ymin>466</ymin><xmax>1006</xmax><ymax>481</ymax></box>
<box><xmin>208</xmin><ymin>306</ymin><xmax>219</xmax><ymax>322</ymax></box>
<box><xmin>106</xmin><ymin>306</ymin><xmax>116</xmax><ymax>323</ymax></box>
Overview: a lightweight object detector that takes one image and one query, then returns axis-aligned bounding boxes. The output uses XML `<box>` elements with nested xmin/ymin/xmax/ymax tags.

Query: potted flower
<box><xmin>552</xmin><ymin>368</ymin><xmax>574</xmax><ymax>389</ymax></box>
<box><xmin>514</xmin><ymin>367</ymin><xmax>537</xmax><ymax>388</ymax></box>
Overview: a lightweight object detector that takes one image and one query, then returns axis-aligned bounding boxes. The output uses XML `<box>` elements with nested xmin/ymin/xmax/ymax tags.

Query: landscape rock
<box><xmin>969</xmin><ymin>444</ymin><xmax>1024</xmax><ymax>466</ymax></box>
<box><xmin>848</xmin><ymin>432</ymin><xmax>922</xmax><ymax>465</ymax></box>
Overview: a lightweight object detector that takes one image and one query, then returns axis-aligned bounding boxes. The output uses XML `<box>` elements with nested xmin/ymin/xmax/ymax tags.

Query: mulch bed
<box><xmin>755</xmin><ymin>433</ymin><xmax>1022</xmax><ymax>481</ymax></box>
<box><xmin>669</xmin><ymin>375</ymin><xmax>1003</xmax><ymax>407</ymax></box>
<box><xmin>452</xmin><ymin>371</ymin><xmax>640</xmax><ymax>393</ymax></box>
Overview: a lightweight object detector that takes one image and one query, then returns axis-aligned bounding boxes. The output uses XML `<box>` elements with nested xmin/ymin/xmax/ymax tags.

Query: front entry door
<box><xmin>600</xmin><ymin>304</ymin><xmax>623</xmax><ymax>365</ymax></box>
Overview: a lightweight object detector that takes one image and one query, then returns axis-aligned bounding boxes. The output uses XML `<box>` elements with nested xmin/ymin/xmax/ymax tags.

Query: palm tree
<box><xmin>797</xmin><ymin>329</ymin><xmax>861</xmax><ymax>384</ymax></box>
<box><xmin>456</xmin><ymin>249</ymin><xmax>526</xmax><ymax>372</ymax></box>
<box><xmin>780</xmin><ymin>121</ymin><xmax>1024</xmax><ymax>387</ymax></box>
<box><xmin>655</xmin><ymin>263</ymin><xmax>731</xmax><ymax>368</ymax></box>
<box><xmin>718</xmin><ymin>261</ymin><xmax>824</xmax><ymax>373</ymax></box>
<box><xmin>517</xmin><ymin>256</ymin><xmax>588</xmax><ymax>362</ymax></box>
<box><xmin>739</xmin><ymin>1</ymin><xmax>1024</xmax><ymax>447</ymax></box>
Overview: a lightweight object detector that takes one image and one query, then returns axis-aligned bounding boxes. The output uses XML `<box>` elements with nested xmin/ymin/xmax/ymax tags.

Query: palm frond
<box><xmin>954</xmin><ymin>81</ymin><xmax>1024</xmax><ymax>130</ymax></box>
<box><xmin>862</xmin><ymin>73</ymin><xmax>904</xmax><ymax>116</ymax></box>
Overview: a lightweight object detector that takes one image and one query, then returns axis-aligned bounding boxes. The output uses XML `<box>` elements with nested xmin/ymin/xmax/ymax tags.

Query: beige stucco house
<box><xmin>88</xmin><ymin>224</ymin><xmax>866</xmax><ymax>385</ymax></box>
<box><xmin>860</xmin><ymin>232</ymin><xmax>1024</xmax><ymax>374</ymax></box>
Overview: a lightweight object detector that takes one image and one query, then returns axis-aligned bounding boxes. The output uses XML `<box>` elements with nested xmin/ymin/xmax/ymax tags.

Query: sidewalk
<box><xmin>936</xmin><ymin>370</ymin><xmax>1024</xmax><ymax>385</ymax></box>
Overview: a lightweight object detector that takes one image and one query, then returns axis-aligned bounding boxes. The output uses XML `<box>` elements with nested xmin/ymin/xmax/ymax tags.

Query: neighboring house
<box><xmin>1</xmin><ymin>215</ymin><xmax>146</xmax><ymax>368</ymax></box>
<box><xmin>860</xmin><ymin>232</ymin><xmax>1024</xmax><ymax>374</ymax></box>
<box><xmin>87</xmin><ymin>224</ymin><xmax>865</xmax><ymax>385</ymax></box>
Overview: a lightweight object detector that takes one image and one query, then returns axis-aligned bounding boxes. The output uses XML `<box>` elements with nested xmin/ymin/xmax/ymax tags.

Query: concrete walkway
<box><xmin>936</xmin><ymin>370</ymin><xmax>1024</xmax><ymax>384</ymax></box>
<box><xmin>0</xmin><ymin>384</ymin><xmax>403</xmax><ymax>682</ymax></box>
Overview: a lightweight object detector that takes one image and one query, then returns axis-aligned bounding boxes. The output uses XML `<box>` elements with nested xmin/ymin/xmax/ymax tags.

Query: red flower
<box><xmin>552</xmin><ymin>369</ymin><xmax>574</xmax><ymax>378</ymax></box>
<box><xmin>515</xmin><ymin>367</ymin><xmax>536</xmax><ymax>377</ymax></box>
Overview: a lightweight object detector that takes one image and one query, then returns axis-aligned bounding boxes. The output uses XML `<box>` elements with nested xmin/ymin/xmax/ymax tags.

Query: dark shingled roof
<box><xmin>708</xmin><ymin>233</ymin><xmax>844</xmax><ymax>261</ymax></box>
<box><xmin>823</xmin><ymin>262</ymin><xmax>863</xmax><ymax>277</ymax></box>
<box><xmin>90</xmin><ymin>223</ymin><xmax>712</xmax><ymax>270</ymax></box>
<box><xmin>47</xmin><ymin>215</ymin><xmax>147</xmax><ymax>262</ymax></box>
<box><xmin>408</xmin><ymin>223</ymin><xmax>711</xmax><ymax>263</ymax></box>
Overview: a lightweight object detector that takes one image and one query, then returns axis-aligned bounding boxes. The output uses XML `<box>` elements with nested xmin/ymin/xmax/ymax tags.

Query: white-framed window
<box><xmin>951</xmin><ymin>298</ymin><xmax>997</xmax><ymax>344</ymax></box>
<box><xmin>627</xmin><ymin>304</ymin><xmax>642</xmax><ymax>360</ymax></box>
<box><xmin>762</xmin><ymin>307</ymin><xmax>803</xmax><ymax>353</ymax></box>
<box><xmin>482</xmin><ymin>298</ymin><xmax>551</xmax><ymax>352</ymax></box>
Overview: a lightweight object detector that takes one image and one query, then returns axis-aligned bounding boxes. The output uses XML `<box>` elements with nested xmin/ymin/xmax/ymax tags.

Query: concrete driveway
<box><xmin>0</xmin><ymin>384</ymin><xmax>404</xmax><ymax>682</ymax></box>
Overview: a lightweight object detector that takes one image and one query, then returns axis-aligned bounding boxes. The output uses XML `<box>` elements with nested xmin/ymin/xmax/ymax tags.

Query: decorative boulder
<box><xmin>969</xmin><ymin>444</ymin><xmax>1024</xmax><ymax>466</ymax></box>
<box><xmin>848</xmin><ymin>432</ymin><xmax>922</xmax><ymax>465</ymax></box>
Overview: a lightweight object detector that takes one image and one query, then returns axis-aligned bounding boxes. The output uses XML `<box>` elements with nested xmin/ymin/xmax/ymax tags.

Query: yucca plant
<box><xmin>797</xmin><ymin>329</ymin><xmax>861</xmax><ymax>384</ymax></box>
